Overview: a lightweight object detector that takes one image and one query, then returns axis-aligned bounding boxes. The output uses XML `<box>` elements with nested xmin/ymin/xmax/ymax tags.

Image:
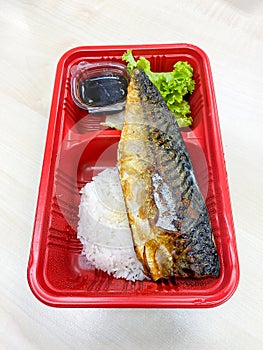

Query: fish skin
<box><xmin>117</xmin><ymin>68</ymin><xmax>220</xmax><ymax>281</ymax></box>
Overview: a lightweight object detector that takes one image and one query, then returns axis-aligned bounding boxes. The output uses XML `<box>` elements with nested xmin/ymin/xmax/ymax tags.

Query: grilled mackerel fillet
<box><xmin>117</xmin><ymin>68</ymin><xmax>220</xmax><ymax>281</ymax></box>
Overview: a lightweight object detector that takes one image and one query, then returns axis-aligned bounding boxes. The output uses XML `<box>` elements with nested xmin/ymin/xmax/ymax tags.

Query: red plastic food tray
<box><xmin>27</xmin><ymin>44</ymin><xmax>239</xmax><ymax>308</ymax></box>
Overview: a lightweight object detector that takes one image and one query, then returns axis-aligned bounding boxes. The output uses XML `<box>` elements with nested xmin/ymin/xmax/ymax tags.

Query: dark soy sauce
<box><xmin>79</xmin><ymin>73</ymin><xmax>128</xmax><ymax>107</ymax></box>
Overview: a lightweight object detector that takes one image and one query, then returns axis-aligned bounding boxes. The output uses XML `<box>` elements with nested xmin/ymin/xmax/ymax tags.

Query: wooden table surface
<box><xmin>1</xmin><ymin>1</ymin><xmax>262</xmax><ymax>349</ymax></box>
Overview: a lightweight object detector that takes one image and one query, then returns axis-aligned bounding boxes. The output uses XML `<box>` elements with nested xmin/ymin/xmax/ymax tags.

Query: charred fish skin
<box><xmin>118</xmin><ymin>68</ymin><xmax>220</xmax><ymax>281</ymax></box>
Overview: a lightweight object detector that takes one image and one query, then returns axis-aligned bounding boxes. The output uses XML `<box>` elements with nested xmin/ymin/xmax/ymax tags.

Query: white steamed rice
<box><xmin>77</xmin><ymin>167</ymin><xmax>146</xmax><ymax>281</ymax></box>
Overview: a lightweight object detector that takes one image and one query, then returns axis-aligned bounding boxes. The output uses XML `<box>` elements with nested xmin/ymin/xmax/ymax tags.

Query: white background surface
<box><xmin>1</xmin><ymin>1</ymin><xmax>263</xmax><ymax>349</ymax></box>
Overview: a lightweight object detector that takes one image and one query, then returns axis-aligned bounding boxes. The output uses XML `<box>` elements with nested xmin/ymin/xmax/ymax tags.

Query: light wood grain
<box><xmin>1</xmin><ymin>1</ymin><xmax>263</xmax><ymax>349</ymax></box>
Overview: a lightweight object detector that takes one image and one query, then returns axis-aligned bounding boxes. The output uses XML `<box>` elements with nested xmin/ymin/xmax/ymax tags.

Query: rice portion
<box><xmin>77</xmin><ymin>167</ymin><xmax>146</xmax><ymax>281</ymax></box>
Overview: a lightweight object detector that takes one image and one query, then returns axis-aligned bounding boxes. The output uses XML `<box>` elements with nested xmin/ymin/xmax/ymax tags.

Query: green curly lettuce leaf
<box><xmin>122</xmin><ymin>50</ymin><xmax>195</xmax><ymax>128</ymax></box>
